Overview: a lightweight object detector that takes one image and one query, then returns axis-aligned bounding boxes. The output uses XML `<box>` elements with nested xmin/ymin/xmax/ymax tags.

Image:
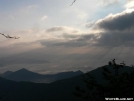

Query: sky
<box><xmin>0</xmin><ymin>0</ymin><xmax>134</xmax><ymax>74</ymax></box>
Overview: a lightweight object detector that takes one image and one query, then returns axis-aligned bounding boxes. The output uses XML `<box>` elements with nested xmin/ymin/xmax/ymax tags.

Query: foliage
<box><xmin>74</xmin><ymin>59</ymin><xmax>134</xmax><ymax>101</ymax></box>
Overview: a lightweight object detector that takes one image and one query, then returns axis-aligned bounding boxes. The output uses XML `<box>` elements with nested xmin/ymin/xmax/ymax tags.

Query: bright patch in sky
<box><xmin>41</xmin><ymin>16</ymin><xmax>48</xmax><ymax>21</ymax></box>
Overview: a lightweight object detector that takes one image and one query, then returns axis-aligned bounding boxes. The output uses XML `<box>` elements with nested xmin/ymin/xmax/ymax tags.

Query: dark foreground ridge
<box><xmin>74</xmin><ymin>60</ymin><xmax>134</xmax><ymax>100</ymax></box>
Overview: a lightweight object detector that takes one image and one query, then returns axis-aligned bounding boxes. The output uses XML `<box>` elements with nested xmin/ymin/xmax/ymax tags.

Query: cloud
<box><xmin>2</xmin><ymin>0</ymin><xmax>134</xmax><ymax>74</ymax></box>
<box><xmin>85</xmin><ymin>21</ymin><xmax>96</xmax><ymax>28</ymax></box>
<box><xmin>86</xmin><ymin>9</ymin><xmax>134</xmax><ymax>47</ymax></box>
<box><xmin>2</xmin><ymin>4</ymin><xmax>134</xmax><ymax>73</ymax></box>
<box><xmin>93</xmin><ymin>11</ymin><xmax>134</xmax><ymax>31</ymax></box>
<box><xmin>0</xmin><ymin>26</ymin><xmax>88</xmax><ymax>55</ymax></box>
<box><xmin>45</xmin><ymin>26</ymin><xmax>83</xmax><ymax>34</ymax></box>
<box><xmin>43</xmin><ymin>26</ymin><xmax>87</xmax><ymax>41</ymax></box>
<box><xmin>94</xmin><ymin>31</ymin><xmax>134</xmax><ymax>47</ymax></box>
<box><xmin>38</xmin><ymin>32</ymin><xmax>95</xmax><ymax>48</ymax></box>
<box><xmin>52</xmin><ymin>40</ymin><xmax>89</xmax><ymax>47</ymax></box>
<box><xmin>41</xmin><ymin>15</ymin><xmax>48</xmax><ymax>21</ymax></box>
<box><xmin>101</xmin><ymin>0</ymin><xmax>119</xmax><ymax>7</ymax></box>
<box><xmin>125</xmin><ymin>0</ymin><xmax>134</xmax><ymax>9</ymax></box>
<box><xmin>46</xmin><ymin>26</ymin><xmax>65</xmax><ymax>33</ymax></box>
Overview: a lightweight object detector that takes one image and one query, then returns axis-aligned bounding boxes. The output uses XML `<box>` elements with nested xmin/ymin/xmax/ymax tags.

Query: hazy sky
<box><xmin>0</xmin><ymin>0</ymin><xmax>134</xmax><ymax>74</ymax></box>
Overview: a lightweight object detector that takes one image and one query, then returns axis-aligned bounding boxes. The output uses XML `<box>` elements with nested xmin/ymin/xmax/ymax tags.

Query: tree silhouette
<box><xmin>74</xmin><ymin>59</ymin><xmax>134</xmax><ymax>100</ymax></box>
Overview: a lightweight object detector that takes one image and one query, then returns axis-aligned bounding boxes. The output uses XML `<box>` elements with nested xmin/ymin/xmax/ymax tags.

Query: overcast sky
<box><xmin>0</xmin><ymin>0</ymin><xmax>134</xmax><ymax>74</ymax></box>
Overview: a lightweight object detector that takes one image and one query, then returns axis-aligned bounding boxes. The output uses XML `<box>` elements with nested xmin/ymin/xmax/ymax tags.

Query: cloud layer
<box><xmin>1</xmin><ymin>0</ymin><xmax>134</xmax><ymax>74</ymax></box>
<box><xmin>94</xmin><ymin>11</ymin><xmax>134</xmax><ymax>31</ymax></box>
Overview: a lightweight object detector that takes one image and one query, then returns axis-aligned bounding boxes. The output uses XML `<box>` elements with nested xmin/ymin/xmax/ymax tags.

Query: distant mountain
<box><xmin>0</xmin><ymin>65</ymin><xmax>134</xmax><ymax>101</ymax></box>
<box><xmin>1</xmin><ymin>71</ymin><xmax>13</xmax><ymax>77</ymax></box>
<box><xmin>1</xmin><ymin>68</ymin><xmax>83</xmax><ymax>83</ymax></box>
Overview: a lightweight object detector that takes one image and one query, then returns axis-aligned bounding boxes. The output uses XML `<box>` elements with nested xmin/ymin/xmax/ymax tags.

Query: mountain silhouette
<box><xmin>0</xmin><ymin>71</ymin><xmax>13</xmax><ymax>77</ymax></box>
<box><xmin>0</xmin><ymin>72</ymin><xmax>84</xmax><ymax>101</ymax></box>
<box><xmin>1</xmin><ymin>68</ymin><xmax>83</xmax><ymax>83</ymax></box>
<box><xmin>0</xmin><ymin>65</ymin><xmax>133</xmax><ymax>101</ymax></box>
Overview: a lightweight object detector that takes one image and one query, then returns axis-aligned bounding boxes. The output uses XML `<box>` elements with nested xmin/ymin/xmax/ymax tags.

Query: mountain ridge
<box><xmin>0</xmin><ymin>68</ymin><xmax>83</xmax><ymax>83</ymax></box>
<box><xmin>0</xmin><ymin>65</ymin><xmax>134</xmax><ymax>101</ymax></box>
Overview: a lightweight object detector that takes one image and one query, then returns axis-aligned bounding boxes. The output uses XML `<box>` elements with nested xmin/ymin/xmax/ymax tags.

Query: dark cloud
<box><xmin>46</xmin><ymin>26</ymin><xmax>65</xmax><ymax>33</ymax></box>
<box><xmin>53</xmin><ymin>40</ymin><xmax>89</xmax><ymax>47</ymax></box>
<box><xmin>45</xmin><ymin>26</ymin><xmax>82</xmax><ymax>36</ymax></box>
<box><xmin>95</xmin><ymin>11</ymin><xmax>134</xmax><ymax>31</ymax></box>
<box><xmin>56</xmin><ymin>34</ymin><xmax>96</xmax><ymax>47</ymax></box>
<box><xmin>38</xmin><ymin>34</ymin><xmax>95</xmax><ymax>47</ymax></box>
<box><xmin>87</xmin><ymin>10</ymin><xmax>134</xmax><ymax>47</ymax></box>
<box><xmin>61</xmin><ymin>33</ymin><xmax>80</xmax><ymax>39</ymax></box>
<box><xmin>94</xmin><ymin>31</ymin><xmax>134</xmax><ymax>47</ymax></box>
<box><xmin>76</xmin><ymin>34</ymin><xmax>96</xmax><ymax>41</ymax></box>
<box><xmin>39</xmin><ymin>39</ymin><xmax>88</xmax><ymax>47</ymax></box>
